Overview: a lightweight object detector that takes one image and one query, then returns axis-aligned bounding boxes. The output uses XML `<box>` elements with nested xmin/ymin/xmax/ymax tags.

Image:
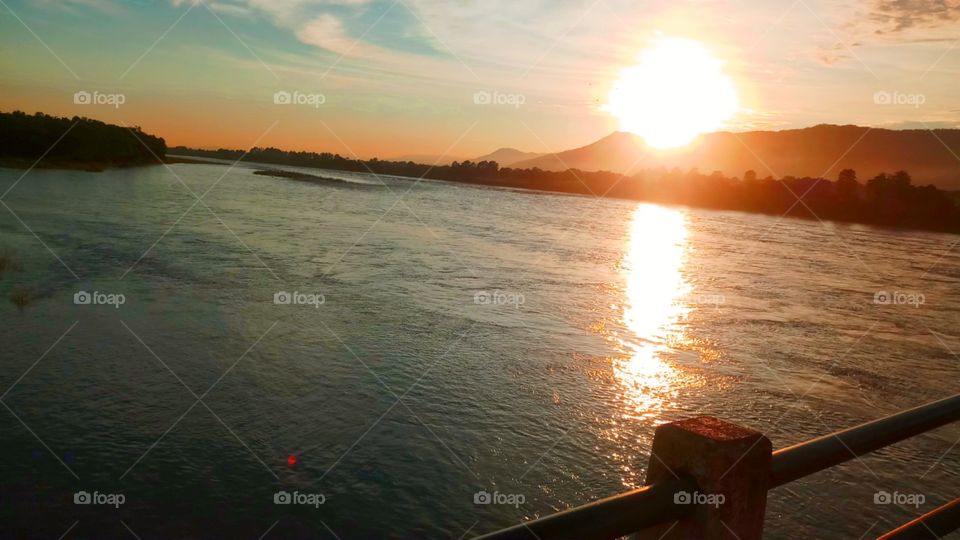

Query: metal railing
<box><xmin>878</xmin><ymin>497</ymin><xmax>960</xmax><ymax>539</ymax></box>
<box><xmin>475</xmin><ymin>392</ymin><xmax>960</xmax><ymax>540</ymax></box>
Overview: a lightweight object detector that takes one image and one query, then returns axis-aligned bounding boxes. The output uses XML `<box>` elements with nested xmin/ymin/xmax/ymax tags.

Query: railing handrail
<box><xmin>878</xmin><ymin>496</ymin><xmax>960</xmax><ymax>539</ymax></box>
<box><xmin>770</xmin><ymin>392</ymin><xmax>960</xmax><ymax>487</ymax></box>
<box><xmin>472</xmin><ymin>475</ymin><xmax>697</xmax><ymax>540</ymax></box>
<box><xmin>475</xmin><ymin>392</ymin><xmax>960</xmax><ymax>540</ymax></box>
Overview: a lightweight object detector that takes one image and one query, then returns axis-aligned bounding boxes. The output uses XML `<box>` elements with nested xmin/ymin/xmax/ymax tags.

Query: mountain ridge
<box><xmin>510</xmin><ymin>124</ymin><xmax>960</xmax><ymax>189</ymax></box>
<box><xmin>470</xmin><ymin>147</ymin><xmax>544</xmax><ymax>167</ymax></box>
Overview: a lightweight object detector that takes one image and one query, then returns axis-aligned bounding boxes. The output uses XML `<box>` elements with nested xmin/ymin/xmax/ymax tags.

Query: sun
<box><xmin>605</xmin><ymin>37</ymin><xmax>739</xmax><ymax>149</ymax></box>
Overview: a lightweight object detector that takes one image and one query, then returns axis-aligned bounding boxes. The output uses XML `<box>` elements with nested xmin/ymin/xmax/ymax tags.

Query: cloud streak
<box><xmin>869</xmin><ymin>0</ymin><xmax>960</xmax><ymax>34</ymax></box>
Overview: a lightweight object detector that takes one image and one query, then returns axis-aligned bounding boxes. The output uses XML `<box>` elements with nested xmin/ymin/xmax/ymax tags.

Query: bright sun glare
<box><xmin>605</xmin><ymin>37</ymin><xmax>739</xmax><ymax>149</ymax></box>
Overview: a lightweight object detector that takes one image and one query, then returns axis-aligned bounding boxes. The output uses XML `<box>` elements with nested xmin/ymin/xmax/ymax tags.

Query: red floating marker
<box><xmin>287</xmin><ymin>455</ymin><xmax>297</xmax><ymax>466</ymax></box>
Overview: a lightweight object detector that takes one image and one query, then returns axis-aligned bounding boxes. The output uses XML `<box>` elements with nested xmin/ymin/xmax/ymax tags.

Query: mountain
<box><xmin>471</xmin><ymin>147</ymin><xmax>544</xmax><ymax>167</ymax></box>
<box><xmin>512</xmin><ymin>132</ymin><xmax>644</xmax><ymax>173</ymax></box>
<box><xmin>511</xmin><ymin>125</ymin><xmax>960</xmax><ymax>189</ymax></box>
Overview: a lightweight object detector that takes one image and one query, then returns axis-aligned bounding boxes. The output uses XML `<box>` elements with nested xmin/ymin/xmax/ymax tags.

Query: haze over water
<box><xmin>1</xmin><ymin>162</ymin><xmax>958</xmax><ymax>538</ymax></box>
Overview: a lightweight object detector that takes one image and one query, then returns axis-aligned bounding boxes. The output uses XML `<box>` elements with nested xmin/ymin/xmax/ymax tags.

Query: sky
<box><xmin>1</xmin><ymin>0</ymin><xmax>960</xmax><ymax>159</ymax></box>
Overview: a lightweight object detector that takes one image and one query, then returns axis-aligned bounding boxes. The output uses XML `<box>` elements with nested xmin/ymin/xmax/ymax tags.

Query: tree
<box><xmin>867</xmin><ymin>173</ymin><xmax>889</xmax><ymax>192</ymax></box>
<box><xmin>0</xmin><ymin>110</ymin><xmax>165</xmax><ymax>166</ymax></box>
<box><xmin>838</xmin><ymin>168</ymin><xmax>857</xmax><ymax>186</ymax></box>
<box><xmin>836</xmin><ymin>168</ymin><xmax>859</xmax><ymax>200</ymax></box>
<box><xmin>891</xmin><ymin>170</ymin><xmax>912</xmax><ymax>190</ymax></box>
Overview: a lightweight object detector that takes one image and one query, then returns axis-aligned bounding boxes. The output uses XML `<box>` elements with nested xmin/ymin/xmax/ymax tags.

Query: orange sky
<box><xmin>2</xmin><ymin>0</ymin><xmax>960</xmax><ymax>159</ymax></box>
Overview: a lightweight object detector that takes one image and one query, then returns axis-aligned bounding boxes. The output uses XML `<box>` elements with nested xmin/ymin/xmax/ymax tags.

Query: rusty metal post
<box><xmin>634</xmin><ymin>416</ymin><xmax>772</xmax><ymax>540</ymax></box>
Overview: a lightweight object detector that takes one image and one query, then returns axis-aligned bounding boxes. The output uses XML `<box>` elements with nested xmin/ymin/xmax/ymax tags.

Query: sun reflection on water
<box><xmin>593</xmin><ymin>203</ymin><xmax>720</xmax><ymax>487</ymax></box>
<box><xmin>614</xmin><ymin>204</ymin><xmax>691</xmax><ymax>422</ymax></box>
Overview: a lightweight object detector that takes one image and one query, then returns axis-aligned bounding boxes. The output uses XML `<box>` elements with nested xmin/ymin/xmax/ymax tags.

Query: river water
<box><xmin>0</xmin><ymin>161</ymin><xmax>958</xmax><ymax>539</ymax></box>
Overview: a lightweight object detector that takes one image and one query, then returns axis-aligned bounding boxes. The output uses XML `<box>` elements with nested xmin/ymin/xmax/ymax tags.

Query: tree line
<box><xmin>0</xmin><ymin>111</ymin><xmax>166</xmax><ymax>169</ymax></box>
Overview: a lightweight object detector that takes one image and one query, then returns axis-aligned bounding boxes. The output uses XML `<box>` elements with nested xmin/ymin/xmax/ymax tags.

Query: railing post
<box><xmin>634</xmin><ymin>416</ymin><xmax>772</xmax><ymax>540</ymax></box>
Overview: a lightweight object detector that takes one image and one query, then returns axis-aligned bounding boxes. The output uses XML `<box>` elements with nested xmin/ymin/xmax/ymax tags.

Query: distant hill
<box><xmin>471</xmin><ymin>147</ymin><xmax>544</xmax><ymax>167</ymax></box>
<box><xmin>0</xmin><ymin>110</ymin><xmax>166</xmax><ymax>170</ymax></box>
<box><xmin>513</xmin><ymin>132</ymin><xmax>644</xmax><ymax>173</ymax></box>
<box><xmin>512</xmin><ymin>125</ymin><xmax>960</xmax><ymax>189</ymax></box>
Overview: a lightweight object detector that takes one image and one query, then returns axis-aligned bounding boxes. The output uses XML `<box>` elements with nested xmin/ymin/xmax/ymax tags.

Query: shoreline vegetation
<box><xmin>252</xmin><ymin>169</ymin><xmax>363</xmax><ymax>186</ymax></box>
<box><xmin>0</xmin><ymin>111</ymin><xmax>166</xmax><ymax>170</ymax></box>
<box><xmin>176</xmin><ymin>146</ymin><xmax>960</xmax><ymax>234</ymax></box>
<box><xmin>1</xmin><ymin>111</ymin><xmax>958</xmax><ymax>234</ymax></box>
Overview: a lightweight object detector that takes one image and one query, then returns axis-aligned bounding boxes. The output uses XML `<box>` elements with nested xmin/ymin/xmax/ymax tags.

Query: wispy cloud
<box><xmin>869</xmin><ymin>0</ymin><xmax>960</xmax><ymax>35</ymax></box>
<box><xmin>807</xmin><ymin>0</ymin><xmax>960</xmax><ymax>66</ymax></box>
<box><xmin>296</xmin><ymin>12</ymin><xmax>393</xmax><ymax>60</ymax></box>
<box><xmin>832</xmin><ymin>0</ymin><xmax>960</xmax><ymax>45</ymax></box>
